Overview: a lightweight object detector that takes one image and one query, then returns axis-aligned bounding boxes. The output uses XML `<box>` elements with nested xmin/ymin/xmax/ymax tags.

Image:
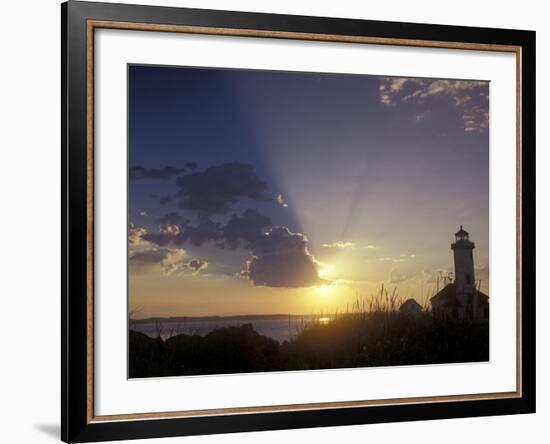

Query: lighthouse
<box><xmin>430</xmin><ymin>226</ymin><xmax>488</xmax><ymax>321</ymax></box>
<box><xmin>451</xmin><ymin>225</ymin><xmax>476</xmax><ymax>295</ymax></box>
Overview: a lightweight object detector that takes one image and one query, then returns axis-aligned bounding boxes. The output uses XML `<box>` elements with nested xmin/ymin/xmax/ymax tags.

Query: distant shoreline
<box><xmin>129</xmin><ymin>314</ymin><xmax>323</xmax><ymax>324</ymax></box>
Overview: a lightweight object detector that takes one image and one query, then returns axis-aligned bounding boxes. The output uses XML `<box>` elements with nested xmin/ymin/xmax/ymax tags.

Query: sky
<box><xmin>127</xmin><ymin>64</ymin><xmax>489</xmax><ymax>318</ymax></box>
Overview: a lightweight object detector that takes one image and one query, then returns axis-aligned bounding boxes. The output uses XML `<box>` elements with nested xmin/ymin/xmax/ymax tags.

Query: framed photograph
<box><xmin>62</xmin><ymin>1</ymin><xmax>536</xmax><ymax>442</ymax></box>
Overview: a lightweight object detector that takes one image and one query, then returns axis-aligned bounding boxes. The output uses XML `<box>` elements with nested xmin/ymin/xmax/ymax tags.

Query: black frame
<box><xmin>62</xmin><ymin>1</ymin><xmax>536</xmax><ymax>442</ymax></box>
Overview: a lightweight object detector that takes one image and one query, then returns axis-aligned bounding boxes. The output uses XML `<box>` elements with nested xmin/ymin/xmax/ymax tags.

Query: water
<box><xmin>130</xmin><ymin>316</ymin><xmax>324</xmax><ymax>343</ymax></box>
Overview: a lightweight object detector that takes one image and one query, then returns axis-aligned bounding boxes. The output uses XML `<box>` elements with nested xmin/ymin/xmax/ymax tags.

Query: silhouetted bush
<box><xmin>129</xmin><ymin>315</ymin><xmax>489</xmax><ymax>378</ymax></box>
<box><xmin>129</xmin><ymin>330</ymin><xmax>171</xmax><ymax>378</ymax></box>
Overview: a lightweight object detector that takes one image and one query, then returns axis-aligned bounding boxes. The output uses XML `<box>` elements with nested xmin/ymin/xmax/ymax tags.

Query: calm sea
<box><xmin>130</xmin><ymin>316</ymin><xmax>327</xmax><ymax>343</ymax></box>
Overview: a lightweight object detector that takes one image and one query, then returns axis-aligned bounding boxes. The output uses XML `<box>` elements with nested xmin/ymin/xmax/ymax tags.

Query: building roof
<box><xmin>400</xmin><ymin>298</ymin><xmax>423</xmax><ymax>313</ymax></box>
<box><xmin>430</xmin><ymin>283</ymin><xmax>489</xmax><ymax>307</ymax></box>
<box><xmin>431</xmin><ymin>283</ymin><xmax>462</xmax><ymax>308</ymax></box>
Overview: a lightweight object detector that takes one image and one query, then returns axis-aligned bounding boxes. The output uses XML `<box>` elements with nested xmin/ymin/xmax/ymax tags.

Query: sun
<box><xmin>314</xmin><ymin>263</ymin><xmax>336</xmax><ymax>296</ymax></box>
<box><xmin>315</xmin><ymin>284</ymin><xmax>331</xmax><ymax>296</ymax></box>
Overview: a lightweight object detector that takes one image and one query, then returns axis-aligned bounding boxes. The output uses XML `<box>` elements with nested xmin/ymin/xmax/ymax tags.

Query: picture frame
<box><xmin>61</xmin><ymin>1</ymin><xmax>536</xmax><ymax>442</ymax></box>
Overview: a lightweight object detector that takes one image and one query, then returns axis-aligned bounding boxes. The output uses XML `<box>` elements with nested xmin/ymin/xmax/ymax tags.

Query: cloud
<box><xmin>186</xmin><ymin>259</ymin><xmax>209</xmax><ymax>274</ymax></box>
<box><xmin>146</xmin><ymin>208</ymin><xmax>270</xmax><ymax>250</ymax></box>
<box><xmin>363</xmin><ymin>245</ymin><xmax>376</xmax><ymax>249</ymax></box>
<box><xmin>129</xmin><ymin>166</ymin><xmax>186</xmax><ymax>180</ymax></box>
<box><xmin>242</xmin><ymin>226</ymin><xmax>326</xmax><ymax>288</ymax></box>
<box><xmin>142</xmin><ymin>217</ymin><xmax>221</xmax><ymax>247</ymax></box>
<box><xmin>160</xmin><ymin>224</ymin><xmax>181</xmax><ymax>235</ymax></box>
<box><xmin>175</xmin><ymin>163</ymin><xmax>277</xmax><ymax>215</ymax></box>
<box><xmin>379</xmin><ymin>254</ymin><xmax>415</xmax><ymax>263</ymax></box>
<box><xmin>185</xmin><ymin>161</ymin><xmax>198</xmax><ymax>170</ymax></box>
<box><xmin>276</xmin><ymin>194</ymin><xmax>289</xmax><ymax>208</ymax></box>
<box><xmin>159</xmin><ymin>211</ymin><xmax>183</xmax><ymax>225</ymax></box>
<box><xmin>163</xmin><ymin>255</ymin><xmax>209</xmax><ymax>276</ymax></box>
<box><xmin>129</xmin><ymin>248</ymin><xmax>184</xmax><ymax>274</ymax></box>
<box><xmin>179</xmin><ymin>217</ymin><xmax>221</xmax><ymax>246</ymax></box>
<box><xmin>140</xmin><ymin>209</ymin><xmax>323</xmax><ymax>288</ymax></box>
<box><xmin>221</xmin><ymin>208</ymin><xmax>271</xmax><ymax>250</ymax></box>
<box><xmin>129</xmin><ymin>247</ymin><xmax>207</xmax><ymax>276</ymax></box>
<box><xmin>321</xmin><ymin>241</ymin><xmax>355</xmax><ymax>249</ymax></box>
<box><xmin>129</xmin><ymin>223</ymin><xmax>206</xmax><ymax>275</ymax></box>
<box><xmin>141</xmin><ymin>232</ymin><xmax>173</xmax><ymax>247</ymax></box>
<box><xmin>462</xmin><ymin>105</ymin><xmax>489</xmax><ymax>133</ymax></box>
<box><xmin>379</xmin><ymin>78</ymin><xmax>408</xmax><ymax>105</ymax></box>
<box><xmin>130</xmin><ymin>248</ymin><xmax>174</xmax><ymax>266</ymax></box>
<box><xmin>378</xmin><ymin>77</ymin><xmax>489</xmax><ymax>133</ymax></box>
<box><xmin>387</xmin><ymin>268</ymin><xmax>420</xmax><ymax>285</ymax></box>
<box><xmin>388</xmin><ymin>268</ymin><xmax>408</xmax><ymax>284</ymax></box>
<box><xmin>129</xmin><ymin>223</ymin><xmax>147</xmax><ymax>246</ymax></box>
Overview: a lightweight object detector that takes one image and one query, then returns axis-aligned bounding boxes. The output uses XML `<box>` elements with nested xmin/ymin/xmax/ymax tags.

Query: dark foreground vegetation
<box><xmin>129</xmin><ymin>311</ymin><xmax>489</xmax><ymax>378</ymax></box>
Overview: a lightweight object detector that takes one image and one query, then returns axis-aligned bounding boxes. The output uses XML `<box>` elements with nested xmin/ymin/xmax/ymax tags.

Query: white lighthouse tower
<box><xmin>452</xmin><ymin>226</ymin><xmax>476</xmax><ymax>293</ymax></box>
<box><xmin>431</xmin><ymin>227</ymin><xmax>488</xmax><ymax>321</ymax></box>
<box><xmin>451</xmin><ymin>226</ymin><xmax>477</xmax><ymax>318</ymax></box>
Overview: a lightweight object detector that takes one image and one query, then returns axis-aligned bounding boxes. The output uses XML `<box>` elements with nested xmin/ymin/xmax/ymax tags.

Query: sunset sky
<box><xmin>128</xmin><ymin>64</ymin><xmax>489</xmax><ymax>318</ymax></box>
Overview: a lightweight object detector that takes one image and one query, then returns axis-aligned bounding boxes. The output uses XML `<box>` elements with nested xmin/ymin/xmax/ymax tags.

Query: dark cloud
<box><xmin>185</xmin><ymin>161</ymin><xmax>198</xmax><ymax>170</ymax></box>
<box><xmin>130</xmin><ymin>166</ymin><xmax>185</xmax><ymax>180</ymax></box>
<box><xmin>159</xmin><ymin>195</ymin><xmax>172</xmax><ymax>205</ymax></box>
<box><xmin>146</xmin><ymin>208</ymin><xmax>270</xmax><ymax>250</ymax></box>
<box><xmin>159</xmin><ymin>211</ymin><xmax>182</xmax><ymax>225</ymax></box>
<box><xmin>186</xmin><ymin>259</ymin><xmax>208</xmax><ymax>274</ymax></box>
<box><xmin>139</xmin><ymin>220</ymin><xmax>181</xmax><ymax>247</ymax></box>
<box><xmin>175</xmin><ymin>163</ymin><xmax>275</xmax><ymax>214</ymax></box>
<box><xmin>179</xmin><ymin>217</ymin><xmax>221</xmax><ymax>247</ymax></box>
<box><xmin>221</xmin><ymin>208</ymin><xmax>271</xmax><ymax>250</ymax></box>
<box><xmin>140</xmin><ymin>208</ymin><xmax>323</xmax><ymax>288</ymax></box>
<box><xmin>140</xmin><ymin>232</ymin><xmax>173</xmax><ymax>247</ymax></box>
<box><xmin>243</xmin><ymin>226</ymin><xmax>326</xmax><ymax>288</ymax></box>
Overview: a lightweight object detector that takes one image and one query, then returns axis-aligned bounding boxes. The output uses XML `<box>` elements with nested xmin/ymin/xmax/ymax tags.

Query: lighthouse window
<box><xmin>466</xmin><ymin>274</ymin><xmax>471</xmax><ymax>285</ymax></box>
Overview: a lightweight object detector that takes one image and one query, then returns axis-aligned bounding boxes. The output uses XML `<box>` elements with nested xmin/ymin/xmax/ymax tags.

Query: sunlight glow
<box><xmin>315</xmin><ymin>284</ymin><xmax>332</xmax><ymax>296</ymax></box>
<box><xmin>318</xmin><ymin>264</ymin><xmax>335</xmax><ymax>279</ymax></box>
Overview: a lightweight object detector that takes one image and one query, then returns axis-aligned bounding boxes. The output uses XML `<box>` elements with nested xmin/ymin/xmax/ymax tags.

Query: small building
<box><xmin>399</xmin><ymin>298</ymin><xmax>424</xmax><ymax>317</ymax></box>
<box><xmin>430</xmin><ymin>226</ymin><xmax>489</xmax><ymax>321</ymax></box>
